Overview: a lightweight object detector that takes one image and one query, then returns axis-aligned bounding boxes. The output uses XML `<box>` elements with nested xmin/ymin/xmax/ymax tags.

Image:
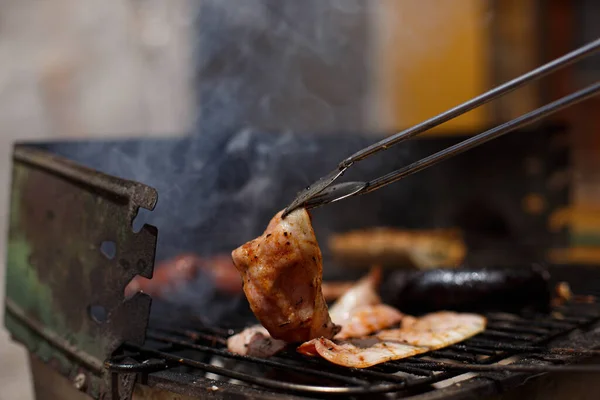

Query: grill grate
<box><xmin>105</xmin><ymin>301</ymin><xmax>600</xmax><ymax>398</ymax></box>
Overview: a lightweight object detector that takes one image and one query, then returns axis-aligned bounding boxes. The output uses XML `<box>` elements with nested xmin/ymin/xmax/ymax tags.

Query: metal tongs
<box><xmin>282</xmin><ymin>38</ymin><xmax>600</xmax><ymax>218</ymax></box>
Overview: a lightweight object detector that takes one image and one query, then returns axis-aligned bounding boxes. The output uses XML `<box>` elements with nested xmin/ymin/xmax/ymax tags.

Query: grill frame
<box><xmin>105</xmin><ymin>300</ymin><xmax>600</xmax><ymax>399</ymax></box>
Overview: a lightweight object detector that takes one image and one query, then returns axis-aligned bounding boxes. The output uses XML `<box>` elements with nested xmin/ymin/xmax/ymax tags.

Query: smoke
<box><xmin>147</xmin><ymin>273</ymin><xmax>252</xmax><ymax>328</ymax></box>
<box><xmin>39</xmin><ymin>127</ymin><xmax>418</xmax><ymax>282</ymax></box>
<box><xmin>195</xmin><ymin>0</ymin><xmax>370</xmax><ymax>134</ymax></box>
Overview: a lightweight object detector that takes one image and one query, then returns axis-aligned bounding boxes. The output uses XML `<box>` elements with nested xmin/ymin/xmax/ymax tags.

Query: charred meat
<box><xmin>231</xmin><ymin>208</ymin><xmax>339</xmax><ymax>342</ymax></box>
<box><xmin>297</xmin><ymin>338</ymin><xmax>424</xmax><ymax>368</ymax></box>
<box><xmin>375</xmin><ymin>311</ymin><xmax>485</xmax><ymax>348</ymax></box>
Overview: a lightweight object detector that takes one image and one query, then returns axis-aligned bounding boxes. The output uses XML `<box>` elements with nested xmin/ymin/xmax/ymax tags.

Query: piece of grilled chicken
<box><xmin>231</xmin><ymin>208</ymin><xmax>339</xmax><ymax>343</ymax></box>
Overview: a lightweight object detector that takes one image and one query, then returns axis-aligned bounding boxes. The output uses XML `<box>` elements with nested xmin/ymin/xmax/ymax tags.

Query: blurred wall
<box><xmin>544</xmin><ymin>0</ymin><xmax>600</xmax><ymax>264</ymax></box>
<box><xmin>196</xmin><ymin>0</ymin><xmax>371</xmax><ymax>134</ymax></box>
<box><xmin>369</xmin><ymin>0</ymin><xmax>542</xmax><ymax>134</ymax></box>
<box><xmin>370</xmin><ymin>0</ymin><xmax>492</xmax><ymax>133</ymax></box>
<box><xmin>0</xmin><ymin>0</ymin><xmax>196</xmax><ymax>139</ymax></box>
<box><xmin>0</xmin><ymin>1</ymin><xmax>196</xmax><ymax>399</ymax></box>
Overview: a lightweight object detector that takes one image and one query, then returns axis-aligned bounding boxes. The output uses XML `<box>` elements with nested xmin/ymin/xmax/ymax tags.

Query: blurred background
<box><xmin>1</xmin><ymin>0</ymin><xmax>599</xmax><ymax>398</ymax></box>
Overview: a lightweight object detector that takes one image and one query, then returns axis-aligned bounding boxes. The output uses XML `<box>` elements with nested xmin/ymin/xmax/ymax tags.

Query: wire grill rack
<box><xmin>105</xmin><ymin>300</ymin><xmax>600</xmax><ymax>398</ymax></box>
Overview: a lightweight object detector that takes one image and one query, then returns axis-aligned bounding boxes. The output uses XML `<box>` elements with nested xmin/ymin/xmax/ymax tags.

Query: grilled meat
<box><xmin>322</xmin><ymin>281</ymin><xmax>355</xmax><ymax>302</ymax></box>
<box><xmin>329</xmin><ymin>267</ymin><xmax>382</xmax><ymax>325</ymax></box>
<box><xmin>298</xmin><ymin>311</ymin><xmax>486</xmax><ymax>368</ymax></box>
<box><xmin>334</xmin><ymin>304</ymin><xmax>405</xmax><ymax>339</ymax></box>
<box><xmin>375</xmin><ymin>311</ymin><xmax>485</xmax><ymax>347</ymax></box>
<box><xmin>227</xmin><ymin>325</ymin><xmax>287</xmax><ymax>358</ymax></box>
<box><xmin>297</xmin><ymin>338</ymin><xmax>424</xmax><ymax>367</ymax></box>
<box><xmin>227</xmin><ymin>268</ymin><xmax>400</xmax><ymax>355</ymax></box>
<box><xmin>124</xmin><ymin>253</ymin><xmax>241</xmax><ymax>298</ymax></box>
<box><xmin>231</xmin><ymin>208</ymin><xmax>339</xmax><ymax>343</ymax></box>
<box><xmin>227</xmin><ymin>304</ymin><xmax>404</xmax><ymax>356</ymax></box>
<box><xmin>125</xmin><ymin>253</ymin><xmax>200</xmax><ymax>298</ymax></box>
<box><xmin>329</xmin><ymin>228</ymin><xmax>466</xmax><ymax>269</ymax></box>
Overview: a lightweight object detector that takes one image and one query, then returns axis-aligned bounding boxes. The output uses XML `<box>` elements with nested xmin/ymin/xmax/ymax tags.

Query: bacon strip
<box><xmin>298</xmin><ymin>338</ymin><xmax>425</xmax><ymax>366</ymax></box>
<box><xmin>298</xmin><ymin>312</ymin><xmax>486</xmax><ymax>368</ymax></box>
<box><xmin>376</xmin><ymin>312</ymin><xmax>485</xmax><ymax>349</ymax></box>
<box><xmin>334</xmin><ymin>304</ymin><xmax>405</xmax><ymax>340</ymax></box>
<box><xmin>328</xmin><ymin>267</ymin><xmax>382</xmax><ymax>325</ymax></box>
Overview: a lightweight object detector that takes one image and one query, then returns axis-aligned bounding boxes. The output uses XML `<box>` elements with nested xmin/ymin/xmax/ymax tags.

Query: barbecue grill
<box><xmin>5</xmin><ymin>36</ymin><xmax>600</xmax><ymax>397</ymax></box>
<box><xmin>5</xmin><ymin>127</ymin><xmax>600</xmax><ymax>400</ymax></box>
<box><xmin>109</xmin><ymin>299</ymin><xmax>600</xmax><ymax>399</ymax></box>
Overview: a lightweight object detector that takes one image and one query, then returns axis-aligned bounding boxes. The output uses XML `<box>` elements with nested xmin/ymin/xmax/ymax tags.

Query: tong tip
<box><xmin>282</xmin><ymin>168</ymin><xmax>347</xmax><ymax>218</ymax></box>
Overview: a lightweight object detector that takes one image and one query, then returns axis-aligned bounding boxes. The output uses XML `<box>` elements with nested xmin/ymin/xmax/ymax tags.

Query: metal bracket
<box><xmin>110</xmin><ymin>359</ymin><xmax>139</xmax><ymax>400</ymax></box>
<box><xmin>4</xmin><ymin>145</ymin><xmax>158</xmax><ymax>399</ymax></box>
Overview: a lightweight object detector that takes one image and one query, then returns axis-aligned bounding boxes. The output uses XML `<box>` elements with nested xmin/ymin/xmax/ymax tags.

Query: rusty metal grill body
<box><xmin>4</xmin><ymin>145</ymin><xmax>158</xmax><ymax>399</ymax></box>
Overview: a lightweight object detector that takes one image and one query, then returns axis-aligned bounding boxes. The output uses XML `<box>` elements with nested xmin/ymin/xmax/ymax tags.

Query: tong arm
<box><xmin>282</xmin><ymin>38</ymin><xmax>600</xmax><ymax>218</ymax></box>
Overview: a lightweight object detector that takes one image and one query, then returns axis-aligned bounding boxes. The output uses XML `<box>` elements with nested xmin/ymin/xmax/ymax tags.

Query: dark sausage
<box><xmin>379</xmin><ymin>264</ymin><xmax>552</xmax><ymax>315</ymax></box>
